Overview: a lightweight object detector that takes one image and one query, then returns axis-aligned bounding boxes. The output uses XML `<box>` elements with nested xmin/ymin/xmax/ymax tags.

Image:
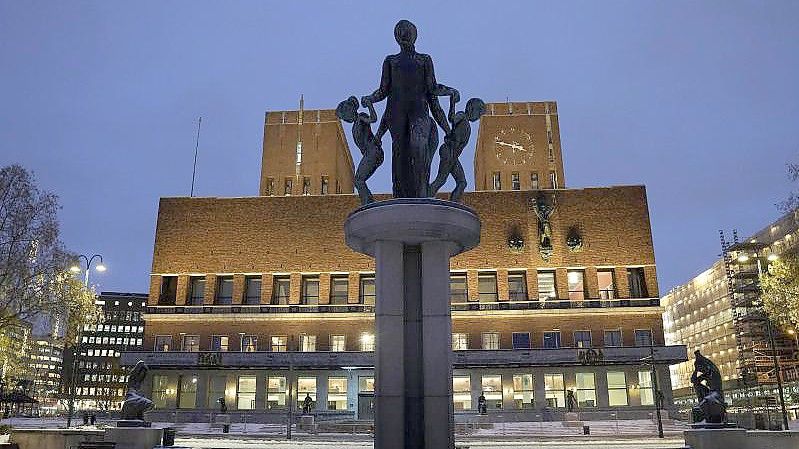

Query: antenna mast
<box><xmin>190</xmin><ymin>116</ymin><xmax>202</xmax><ymax>197</ymax></box>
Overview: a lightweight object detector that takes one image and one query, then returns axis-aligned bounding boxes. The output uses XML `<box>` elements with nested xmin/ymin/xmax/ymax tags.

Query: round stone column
<box><xmin>345</xmin><ymin>198</ymin><xmax>481</xmax><ymax>449</ymax></box>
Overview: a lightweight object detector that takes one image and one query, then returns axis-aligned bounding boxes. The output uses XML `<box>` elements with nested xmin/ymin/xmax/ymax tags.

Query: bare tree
<box><xmin>778</xmin><ymin>162</ymin><xmax>799</xmax><ymax>212</ymax></box>
<box><xmin>0</xmin><ymin>165</ymin><xmax>99</xmax><ymax>378</ymax></box>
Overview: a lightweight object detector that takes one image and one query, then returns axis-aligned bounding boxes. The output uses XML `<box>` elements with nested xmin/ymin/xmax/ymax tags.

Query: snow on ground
<box><xmin>173</xmin><ymin>438</ymin><xmax>688</xmax><ymax>449</ymax></box>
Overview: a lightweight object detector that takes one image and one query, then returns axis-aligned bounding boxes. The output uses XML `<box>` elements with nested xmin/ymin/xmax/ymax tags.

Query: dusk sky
<box><xmin>1</xmin><ymin>1</ymin><xmax>797</xmax><ymax>294</ymax></box>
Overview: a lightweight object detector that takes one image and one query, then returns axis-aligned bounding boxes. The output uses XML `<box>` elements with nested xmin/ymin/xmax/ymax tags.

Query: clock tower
<box><xmin>474</xmin><ymin>101</ymin><xmax>565</xmax><ymax>191</ymax></box>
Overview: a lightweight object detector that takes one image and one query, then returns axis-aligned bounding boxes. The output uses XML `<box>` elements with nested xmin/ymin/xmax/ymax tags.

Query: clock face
<box><xmin>494</xmin><ymin>127</ymin><xmax>533</xmax><ymax>165</ymax></box>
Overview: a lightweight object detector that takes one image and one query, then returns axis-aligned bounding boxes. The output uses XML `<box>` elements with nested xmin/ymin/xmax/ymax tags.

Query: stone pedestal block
<box><xmin>104</xmin><ymin>427</ymin><xmax>163</xmax><ymax>449</ymax></box>
<box><xmin>11</xmin><ymin>428</ymin><xmax>105</xmax><ymax>449</ymax></box>
<box><xmin>345</xmin><ymin>199</ymin><xmax>481</xmax><ymax>449</ymax></box>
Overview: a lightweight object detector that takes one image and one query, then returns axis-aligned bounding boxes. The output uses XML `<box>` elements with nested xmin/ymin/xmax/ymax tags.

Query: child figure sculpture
<box><xmin>336</xmin><ymin>96</ymin><xmax>385</xmax><ymax>205</ymax></box>
<box><xmin>430</xmin><ymin>94</ymin><xmax>485</xmax><ymax>202</ymax></box>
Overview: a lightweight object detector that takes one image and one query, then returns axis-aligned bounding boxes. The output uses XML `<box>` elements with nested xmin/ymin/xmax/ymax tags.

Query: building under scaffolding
<box><xmin>662</xmin><ymin>210</ymin><xmax>799</xmax><ymax>429</ymax></box>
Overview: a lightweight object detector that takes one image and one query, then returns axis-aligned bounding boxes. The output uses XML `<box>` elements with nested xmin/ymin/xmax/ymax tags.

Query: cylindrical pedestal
<box><xmin>345</xmin><ymin>199</ymin><xmax>481</xmax><ymax>449</ymax></box>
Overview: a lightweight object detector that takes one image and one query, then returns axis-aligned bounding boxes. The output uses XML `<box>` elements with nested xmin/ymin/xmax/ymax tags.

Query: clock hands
<box><xmin>495</xmin><ymin>140</ymin><xmax>526</xmax><ymax>153</ymax></box>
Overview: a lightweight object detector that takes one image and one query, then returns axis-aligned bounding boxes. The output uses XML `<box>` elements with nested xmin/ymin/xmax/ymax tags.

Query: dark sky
<box><xmin>1</xmin><ymin>1</ymin><xmax>797</xmax><ymax>295</ymax></box>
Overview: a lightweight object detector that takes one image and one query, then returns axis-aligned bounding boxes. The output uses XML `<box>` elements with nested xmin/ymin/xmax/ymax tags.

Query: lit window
<box><xmin>241</xmin><ymin>335</ymin><xmax>258</xmax><ymax>352</ymax></box>
<box><xmin>452</xmin><ymin>333</ymin><xmax>469</xmax><ymax>350</ymax></box>
<box><xmin>638</xmin><ymin>371</ymin><xmax>655</xmax><ymax>406</ymax></box>
<box><xmin>360</xmin><ymin>333</ymin><xmax>375</xmax><ymax>352</ymax></box>
<box><xmin>237</xmin><ymin>375</ymin><xmax>257</xmax><ymax>410</ymax></box>
<box><xmin>267</xmin><ymin>376</ymin><xmax>287</xmax><ymax>409</ymax></box>
<box><xmin>270</xmin><ymin>336</ymin><xmax>287</xmax><ymax>352</ymax></box>
<box><xmin>537</xmin><ymin>271</ymin><xmax>557</xmax><ymax>304</ymax></box>
<box><xmin>513</xmin><ymin>374</ymin><xmax>534</xmax><ymax>409</ymax></box>
<box><xmin>482</xmin><ymin>375</ymin><xmax>503</xmax><ymax>409</ymax></box>
<box><xmin>330</xmin><ymin>335</ymin><xmax>346</xmax><ymax>352</ymax></box>
<box><xmin>299</xmin><ymin>334</ymin><xmax>317</xmax><ymax>352</ymax></box>
<box><xmin>482</xmin><ymin>332</ymin><xmax>500</xmax><ymax>350</ymax></box>
<box><xmin>598</xmin><ymin>270</ymin><xmax>615</xmax><ymax>303</ymax></box>
<box><xmin>182</xmin><ymin>335</ymin><xmax>200</xmax><ymax>352</ymax></box>
<box><xmin>327</xmin><ymin>377</ymin><xmax>348</xmax><ymax>410</ymax></box>
<box><xmin>607</xmin><ymin>372</ymin><xmax>628</xmax><ymax>406</ymax></box>
<box><xmin>544</xmin><ymin>373</ymin><xmax>565</xmax><ymax>407</ymax></box>
<box><xmin>575</xmin><ymin>372</ymin><xmax>596</xmax><ymax>407</ymax></box>
<box><xmin>453</xmin><ymin>376</ymin><xmax>472</xmax><ymax>410</ymax></box>
<box><xmin>567</xmin><ymin>270</ymin><xmax>585</xmax><ymax>302</ymax></box>
<box><xmin>178</xmin><ymin>375</ymin><xmax>198</xmax><ymax>409</ymax></box>
<box><xmin>211</xmin><ymin>335</ymin><xmax>229</xmax><ymax>352</ymax></box>
<box><xmin>297</xmin><ymin>377</ymin><xmax>317</xmax><ymax>410</ymax></box>
<box><xmin>152</xmin><ymin>375</ymin><xmax>169</xmax><ymax>408</ymax></box>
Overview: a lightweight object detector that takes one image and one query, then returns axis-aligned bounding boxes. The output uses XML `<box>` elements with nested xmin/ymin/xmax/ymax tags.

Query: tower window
<box><xmin>511</xmin><ymin>172</ymin><xmax>520</xmax><ymax>190</ymax></box>
<box><xmin>265</xmin><ymin>178</ymin><xmax>275</xmax><ymax>196</ymax></box>
<box><xmin>549</xmin><ymin>171</ymin><xmax>557</xmax><ymax>189</ymax></box>
<box><xmin>492</xmin><ymin>172</ymin><xmax>501</xmax><ymax>190</ymax></box>
<box><xmin>284</xmin><ymin>178</ymin><xmax>293</xmax><ymax>196</ymax></box>
<box><xmin>531</xmin><ymin>173</ymin><xmax>539</xmax><ymax>190</ymax></box>
<box><xmin>321</xmin><ymin>176</ymin><xmax>329</xmax><ymax>195</ymax></box>
<box><xmin>302</xmin><ymin>177</ymin><xmax>311</xmax><ymax>196</ymax></box>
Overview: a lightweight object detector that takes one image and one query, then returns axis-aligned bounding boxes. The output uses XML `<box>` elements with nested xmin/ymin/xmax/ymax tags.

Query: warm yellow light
<box><xmin>69</xmin><ymin>265</ymin><xmax>81</xmax><ymax>273</ymax></box>
<box><xmin>95</xmin><ymin>264</ymin><xmax>106</xmax><ymax>272</ymax></box>
<box><xmin>767</xmin><ymin>254</ymin><xmax>779</xmax><ymax>262</ymax></box>
<box><xmin>788</xmin><ymin>329</ymin><xmax>796</xmax><ymax>335</ymax></box>
<box><xmin>737</xmin><ymin>254</ymin><xmax>749</xmax><ymax>263</ymax></box>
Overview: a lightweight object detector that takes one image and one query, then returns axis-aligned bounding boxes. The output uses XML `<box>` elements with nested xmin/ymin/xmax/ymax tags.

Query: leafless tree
<box><xmin>778</xmin><ymin>162</ymin><xmax>799</xmax><ymax>212</ymax></box>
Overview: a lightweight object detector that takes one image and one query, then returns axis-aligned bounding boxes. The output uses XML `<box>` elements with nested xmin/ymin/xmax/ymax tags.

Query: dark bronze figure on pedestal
<box><xmin>690</xmin><ymin>350</ymin><xmax>728</xmax><ymax>426</ymax></box>
<box><xmin>341</xmin><ymin>20</ymin><xmax>483</xmax><ymax>204</ymax></box>
<box><xmin>118</xmin><ymin>361</ymin><xmax>155</xmax><ymax>427</ymax></box>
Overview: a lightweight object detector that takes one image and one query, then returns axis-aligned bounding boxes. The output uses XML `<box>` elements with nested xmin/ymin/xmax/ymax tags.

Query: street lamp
<box><xmin>66</xmin><ymin>253</ymin><xmax>106</xmax><ymax>427</ymax></box>
<box><xmin>70</xmin><ymin>254</ymin><xmax>106</xmax><ymax>287</ymax></box>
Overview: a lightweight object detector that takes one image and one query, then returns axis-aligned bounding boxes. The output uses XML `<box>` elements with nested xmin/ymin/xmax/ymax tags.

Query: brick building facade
<box><xmin>123</xmin><ymin>100</ymin><xmax>686</xmax><ymax>422</ymax></box>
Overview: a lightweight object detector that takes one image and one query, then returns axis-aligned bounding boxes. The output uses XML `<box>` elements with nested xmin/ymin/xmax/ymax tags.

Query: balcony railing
<box><xmin>147</xmin><ymin>297</ymin><xmax>660</xmax><ymax>315</ymax></box>
<box><xmin>120</xmin><ymin>344</ymin><xmax>687</xmax><ymax>369</ymax></box>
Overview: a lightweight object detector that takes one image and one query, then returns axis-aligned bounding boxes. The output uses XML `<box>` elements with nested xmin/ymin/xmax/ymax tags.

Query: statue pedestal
<box><xmin>345</xmin><ymin>199</ymin><xmax>481</xmax><ymax>449</ymax></box>
<box><xmin>685</xmin><ymin>428</ymin><xmax>799</xmax><ymax>449</ymax></box>
<box><xmin>562</xmin><ymin>412</ymin><xmax>583</xmax><ymax>427</ymax></box>
<box><xmin>105</xmin><ymin>427</ymin><xmax>163</xmax><ymax>449</ymax></box>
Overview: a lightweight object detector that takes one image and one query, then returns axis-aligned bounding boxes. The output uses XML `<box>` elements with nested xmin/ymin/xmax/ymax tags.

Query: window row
<box><xmin>491</xmin><ymin>171</ymin><xmax>558</xmax><ymax>191</ymax></box>
<box><xmin>158</xmin><ymin>268</ymin><xmax>652</xmax><ymax>306</ymax></box>
<box><xmin>452</xmin><ymin>329</ymin><xmax>653</xmax><ymax>350</ymax></box>
<box><xmin>154</xmin><ymin>333</ymin><xmax>375</xmax><ymax>353</ymax></box>
<box><xmin>263</xmin><ymin>176</ymin><xmax>343</xmax><ymax>197</ymax></box>
<box><xmin>83</xmin><ymin>324</ymin><xmax>144</xmax><ymax>333</ymax></box>
<box><xmin>82</xmin><ymin>336</ymin><xmax>143</xmax><ymax>347</ymax></box>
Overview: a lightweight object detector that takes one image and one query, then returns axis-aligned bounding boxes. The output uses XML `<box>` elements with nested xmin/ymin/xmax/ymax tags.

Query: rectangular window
<box><xmin>543</xmin><ymin>331</ymin><xmax>561</xmax><ymax>349</ymax></box>
<box><xmin>567</xmin><ymin>270</ymin><xmax>585</xmax><ymax>302</ymax></box>
<box><xmin>607</xmin><ymin>372</ymin><xmax>629</xmax><ymax>406</ymax></box>
<box><xmin>508</xmin><ymin>272</ymin><xmax>528</xmax><ymax>301</ymax></box>
<box><xmin>575</xmin><ymin>372</ymin><xmax>596</xmax><ymax>407</ymax></box>
<box><xmin>237</xmin><ymin>375</ymin><xmax>257</xmax><ymax>410</ymax></box>
<box><xmin>335</xmin><ymin>180</ymin><xmax>341</xmax><ymax>194</ymax></box>
<box><xmin>299</xmin><ymin>334</ymin><xmax>316</xmax><ymax>352</ymax></box>
<box><xmin>627</xmin><ymin>268</ymin><xmax>648</xmax><ymax>298</ymax></box>
<box><xmin>598</xmin><ymin>270</ymin><xmax>615</xmax><ymax>301</ymax></box>
<box><xmin>478</xmin><ymin>272</ymin><xmax>498</xmax><ymax>302</ymax></box>
<box><xmin>182</xmin><ymin>335</ymin><xmax>200</xmax><ymax>352</ymax></box>
<box><xmin>327</xmin><ymin>377</ymin><xmax>348</xmax><ymax>410</ymax></box>
<box><xmin>267</xmin><ymin>376</ymin><xmax>287</xmax><ymax>409</ymax></box>
<box><xmin>359</xmin><ymin>377</ymin><xmax>375</xmax><ymax>393</ymax></box>
<box><xmin>159</xmin><ymin>276</ymin><xmax>177</xmax><ymax>305</ymax></box>
<box><xmin>360</xmin><ymin>275</ymin><xmax>376</xmax><ymax>305</ymax></box>
<box><xmin>272</xmin><ymin>277</ymin><xmax>290</xmax><ymax>305</ymax></box>
<box><xmin>211</xmin><ymin>335</ymin><xmax>229</xmax><ymax>352</ymax></box>
<box><xmin>549</xmin><ymin>171</ymin><xmax>557</xmax><ymax>189</ymax></box>
<box><xmin>265</xmin><ymin>177</ymin><xmax>275</xmax><ymax>196</ymax></box>
<box><xmin>270</xmin><ymin>336</ymin><xmax>287</xmax><ymax>352</ymax></box>
<box><xmin>449</xmin><ymin>273</ymin><xmax>468</xmax><ymax>303</ymax></box>
<box><xmin>321</xmin><ymin>176</ymin><xmax>329</xmax><ymax>195</ymax></box>
<box><xmin>330</xmin><ymin>335</ymin><xmax>346</xmax><ymax>352</ymax></box>
<box><xmin>492</xmin><ymin>172</ymin><xmax>501</xmax><ymax>190</ymax></box>
<box><xmin>178</xmin><ymin>375</ymin><xmax>198</xmax><ymax>409</ymax></box>
<box><xmin>302</xmin><ymin>177</ymin><xmax>311</xmax><ymax>196</ymax></box>
<box><xmin>544</xmin><ymin>373</ymin><xmax>565</xmax><ymax>407</ymax></box>
<box><xmin>512</xmin><ymin>332</ymin><xmax>531</xmax><ymax>349</ymax></box>
<box><xmin>189</xmin><ymin>277</ymin><xmax>205</xmax><ymax>305</ymax></box>
<box><xmin>574</xmin><ymin>330</ymin><xmax>592</xmax><ymax>348</ymax></box>
<box><xmin>482</xmin><ymin>375</ymin><xmax>503</xmax><ymax>409</ymax></box>
<box><xmin>152</xmin><ymin>375</ymin><xmax>169</xmax><ymax>408</ymax></box>
<box><xmin>360</xmin><ymin>333</ymin><xmax>375</xmax><ymax>352</ymax></box>
<box><xmin>244</xmin><ymin>276</ymin><xmax>262</xmax><ymax>305</ymax></box>
<box><xmin>330</xmin><ymin>276</ymin><xmax>349</xmax><ymax>305</ymax></box>
<box><xmin>513</xmin><ymin>374</ymin><xmax>534</xmax><ymax>409</ymax></box>
<box><xmin>537</xmin><ymin>271</ymin><xmax>557</xmax><ymax>303</ymax></box>
<box><xmin>302</xmin><ymin>276</ymin><xmax>320</xmax><ymax>305</ymax></box>
<box><xmin>216</xmin><ymin>276</ymin><xmax>234</xmax><ymax>305</ymax></box>
<box><xmin>154</xmin><ymin>335</ymin><xmax>172</xmax><ymax>352</ymax></box>
<box><xmin>297</xmin><ymin>377</ymin><xmax>316</xmax><ymax>410</ymax></box>
<box><xmin>207</xmin><ymin>375</ymin><xmax>227</xmax><ymax>408</ymax></box>
<box><xmin>452</xmin><ymin>333</ymin><xmax>469</xmax><ymax>351</ymax></box>
<box><xmin>634</xmin><ymin>329</ymin><xmax>653</xmax><ymax>347</ymax></box>
<box><xmin>531</xmin><ymin>172</ymin><xmax>539</xmax><ymax>190</ymax></box>
<box><xmin>482</xmin><ymin>332</ymin><xmax>500</xmax><ymax>350</ymax></box>
<box><xmin>453</xmin><ymin>376</ymin><xmax>472</xmax><ymax>410</ymax></box>
<box><xmin>241</xmin><ymin>335</ymin><xmax>258</xmax><ymax>352</ymax></box>
<box><xmin>604</xmin><ymin>329</ymin><xmax>622</xmax><ymax>347</ymax></box>
<box><xmin>638</xmin><ymin>371</ymin><xmax>655</xmax><ymax>406</ymax></box>
<box><xmin>284</xmin><ymin>178</ymin><xmax>293</xmax><ymax>196</ymax></box>
<box><xmin>511</xmin><ymin>172</ymin><xmax>520</xmax><ymax>190</ymax></box>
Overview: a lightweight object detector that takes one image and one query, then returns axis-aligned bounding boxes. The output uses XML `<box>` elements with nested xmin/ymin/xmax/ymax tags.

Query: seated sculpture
<box><xmin>119</xmin><ymin>360</ymin><xmax>155</xmax><ymax>426</ymax></box>
<box><xmin>690</xmin><ymin>350</ymin><xmax>727</xmax><ymax>425</ymax></box>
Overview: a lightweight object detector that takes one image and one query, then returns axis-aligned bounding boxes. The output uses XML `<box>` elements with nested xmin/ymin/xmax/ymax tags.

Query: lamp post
<box><xmin>65</xmin><ymin>254</ymin><xmax>106</xmax><ymax>427</ymax></box>
<box><xmin>640</xmin><ymin>343</ymin><xmax>664</xmax><ymax>438</ymax></box>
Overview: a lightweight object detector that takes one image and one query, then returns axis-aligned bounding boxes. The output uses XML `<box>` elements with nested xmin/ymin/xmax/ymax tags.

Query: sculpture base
<box><xmin>117</xmin><ymin>420</ymin><xmax>152</xmax><ymax>428</ymax></box>
<box><xmin>345</xmin><ymin>198</ymin><xmax>481</xmax><ymax>449</ymax></box>
<box><xmin>685</xmin><ymin>428</ymin><xmax>799</xmax><ymax>449</ymax></box>
<box><xmin>105</xmin><ymin>427</ymin><xmax>163</xmax><ymax>449</ymax></box>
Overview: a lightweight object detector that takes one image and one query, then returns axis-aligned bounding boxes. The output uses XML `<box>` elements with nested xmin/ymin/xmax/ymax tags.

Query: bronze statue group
<box><xmin>337</xmin><ymin>20</ymin><xmax>484</xmax><ymax>205</ymax></box>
